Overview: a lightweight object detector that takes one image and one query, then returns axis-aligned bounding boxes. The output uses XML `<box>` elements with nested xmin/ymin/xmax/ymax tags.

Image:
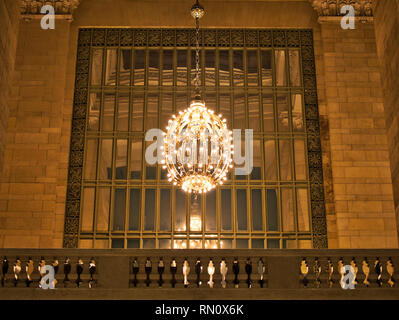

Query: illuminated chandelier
<box><xmin>162</xmin><ymin>0</ymin><xmax>234</xmax><ymax>194</ymax></box>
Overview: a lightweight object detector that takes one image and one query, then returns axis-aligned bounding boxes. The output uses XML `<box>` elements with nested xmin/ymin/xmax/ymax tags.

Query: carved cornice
<box><xmin>309</xmin><ymin>0</ymin><xmax>374</xmax><ymax>17</ymax></box>
<box><xmin>20</xmin><ymin>0</ymin><xmax>80</xmax><ymax>20</ymax></box>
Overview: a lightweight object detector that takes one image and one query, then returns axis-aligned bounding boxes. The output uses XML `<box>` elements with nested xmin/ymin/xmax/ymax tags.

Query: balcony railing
<box><xmin>0</xmin><ymin>249</ymin><xmax>398</xmax><ymax>300</ymax></box>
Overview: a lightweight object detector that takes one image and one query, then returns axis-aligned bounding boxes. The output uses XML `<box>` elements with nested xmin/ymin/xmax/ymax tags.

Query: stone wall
<box><xmin>373</xmin><ymin>0</ymin><xmax>399</xmax><ymax>244</ymax></box>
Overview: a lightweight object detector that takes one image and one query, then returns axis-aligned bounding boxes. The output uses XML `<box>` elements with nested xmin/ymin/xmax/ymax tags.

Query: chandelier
<box><xmin>161</xmin><ymin>0</ymin><xmax>234</xmax><ymax>194</ymax></box>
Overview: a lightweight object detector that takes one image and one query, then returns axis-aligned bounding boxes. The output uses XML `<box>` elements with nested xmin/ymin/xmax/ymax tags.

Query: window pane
<box><xmin>219</xmin><ymin>50</ymin><xmax>230</xmax><ymax>86</ymax></box>
<box><xmin>266</xmin><ymin>189</ymin><xmax>278</xmax><ymax>231</ymax></box>
<box><xmin>159</xmin><ymin>239</ymin><xmax>171</xmax><ymax>249</ymax></box>
<box><xmin>130</xmin><ymin>140</ymin><xmax>142</xmax><ymax>179</ymax></box>
<box><xmin>279</xmin><ymin>140</ymin><xmax>292</xmax><ymax>180</ymax></box>
<box><xmin>298</xmin><ymin>240</ymin><xmax>312</xmax><ymax>249</ymax></box>
<box><xmin>134</xmin><ymin>50</ymin><xmax>145</xmax><ymax>85</ymax></box>
<box><xmin>175</xmin><ymin>189</ymin><xmax>186</xmax><ymax>231</ymax></box>
<box><xmin>146</xmin><ymin>93</ymin><xmax>158</xmax><ymax>130</ymax></box>
<box><xmin>262</xmin><ymin>93</ymin><xmax>274</xmax><ymax>131</ymax></box>
<box><xmin>160</xmin><ymin>189</ymin><xmax>171</xmax><ymax>231</ymax></box>
<box><xmin>143</xmin><ymin>239</ymin><xmax>156</xmax><ymax>248</ymax></box>
<box><xmin>144</xmin><ymin>189</ymin><xmax>156</xmax><ymax>230</ymax></box>
<box><xmin>129</xmin><ymin>189</ymin><xmax>140</xmax><ymax>231</ymax></box>
<box><xmin>292</xmin><ymin>94</ymin><xmax>304</xmax><ymax>131</ymax></box>
<box><xmin>236</xmin><ymin>189</ymin><xmax>247</xmax><ymax>231</ymax></box>
<box><xmin>294</xmin><ymin>140</ymin><xmax>306</xmax><ymax>180</ymax></box>
<box><xmin>247</xmin><ymin>51</ymin><xmax>258</xmax><ymax>86</ymax></box>
<box><xmin>81</xmin><ymin>188</ymin><xmax>95</xmax><ymax>231</ymax></box>
<box><xmin>119</xmin><ymin>49</ymin><xmax>131</xmax><ymax>86</ymax></box>
<box><xmin>289</xmin><ymin>50</ymin><xmax>301</xmax><ymax>86</ymax></box>
<box><xmin>283</xmin><ymin>240</ymin><xmax>297</xmax><ymax>249</ymax></box>
<box><xmin>96</xmin><ymin>188</ymin><xmax>110</xmax><ymax>232</ymax></box>
<box><xmin>252</xmin><ymin>239</ymin><xmax>264</xmax><ymax>248</ymax></box>
<box><xmin>127</xmin><ymin>239</ymin><xmax>140</xmax><ymax>248</ymax></box>
<box><xmin>177</xmin><ymin>50</ymin><xmax>187</xmax><ymax>85</ymax></box>
<box><xmin>233</xmin><ymin>51</ymin><xmax>244</xmax><ymax>86</ymax></box>
<box><xmin>264</xmin><ymin>140</ymin><xmax>277</xmax><ymax>180</ymax></box>
<box><xmin>251</xmin><ymin>189</ymin><xmax>263</xmax><ymax>231</ymax></box>
<box><xmin>99</xmin><ymin>139</ymin><xmax>113</xmax><ymax>180</ymax></box>
<box><xmin>205</xmin><ymin>50</ymin><xmax>215</xmax><ymax>86</ymax></box>
<box><xmin>105</xmin><ymin>49</ymin><xmax>117</xmax><ymax>85</ymax></box>
<box><xmin>219</xmin><ymin>94</ymin><xmax>231</xmax><ymax>126</ymax></box>
<box><xmin>113</xmin><ymin>189</ymin><xmax>126</xmax><ymax>231</ymax></box>
<box><xmin>88</xmin><ymin>93</ymin><xmax>100</xmax><ymax>131</ymax></box>
<box><xmin>275</xmin><ymin>50</ymin><xmax>286</xmax><ymax>86</ymax></box>
<box><xmin>220</xmin><ymin>239</ymin><xmax>232</xmax><ymax>249</ymax></box>
<box><xmin>148</xmin><ymin>50</ymin><xmax>159</xmax><ymax>85</ymax></box>
<box><xmin>111</xmin><ymin>239</ymin><xmax>124</xmax><ymax>248</ymax></box>
<box><xmin>174</xmin><ymin>240</ymin><xmax>187</xmax><ymax>249</ymax></box>
<box><xmin>221</xmin><ymin>189</ymin><xmax>232</xmax><ymax>230</ymax></box>
<box><xmin>176</xmin><ymin>93</ymin><xmax>187</xmax><ymax>113</ymax></box>
<box><xmin>205</xmin><ymin>92</ymin><xmax>216</xmax><ymax>111</ymax></box>
<box><xmin>236</xmin><ymin>239</ymin><xmax>248</xmax><ymax>248</ymax></box>
<box><xmin>251</xmin><ymin>140</ymin><xmax>262</xmax><ymax>180</ymax></box>
<box><xmin>115</xmin><ymin>139</ymin><xmax>127</xmax><ymax>179</ymax></box>
<box><xmin>234</xmin><ymin>93</ymin><xmax>245</xmax><ymax>129</ymax></box>
<box><xmin>131</xmin><ymin>94</ymin><xmax>144</xmax><ymax>131</ymax></box>
<box><xmin>297</xmin><ymin>189</ymin><xmax>310</xmax><ymax>232</ymax></box>
<box><xmin>282</xmin><ymin>189</ymin><xmax>294</xmax><ymax>232</ymax></box>
<box><xmin>161</xmin><ymin>93</ymin><xmax>173</xmax><ymax>130</ymax></box>
<box><xmin>91</xmin><ymin>49</ymin><xmax>103</xmax><ymax>85</ymax></box>
<box><xmin>248</xmin><ymin>94</ymin><xmax>260</xmax><ymax>131</ymax></box>
<box><xmin>190</xmin><ymin>194</ymin><xmax>202</xmax><ymax>232</ymax></box>
<box><xmin>102</xmin><ymin>93</ymin><xmax>115</xmax><ymax>131</ymax></box>
<box><xmin>84</xmin><ymin>139</ymin><xmax>98</xmax><ymax>180</ymax></box>
<box><xmin>206</xmin><ymin>190</ymin><xmax>217</xmax><ymax>231</ymax></box>
<box><xmin>261</xmin><ymin>50</ymin><xmax>272</xmax><ymax>86</ymax></box>
<box><xmin>267</xmin><ymin>239</ymin><xmax>280</xmax><ymax>248</ymax></box>
<box><xmin>117</xmin><ymin>93</ymin><xmax>129</xmax><ymax>131</ymax></box>
<box><xmin>277</xmin><ymin>94</ymin><xmax>289</xmax><ymax>132</ymax></box>
<box><xmin>162</xmin><ymin>50</ymin><xmax>174</xmax><ymax>86</ymax></box>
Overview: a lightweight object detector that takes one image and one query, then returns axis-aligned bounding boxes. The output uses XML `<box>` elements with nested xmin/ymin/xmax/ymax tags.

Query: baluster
<box><xmin>374</xmin><ymin>257</ymin><xmax>383</xmax><ymax>287</ymax></box>
<box><xmin>300</xmin><ymin>258</ymin><xmax>309</xmax><ymax>287</ymax></box>
<box><xmin>387</xmin><ymin>257</ymin><xmax>395</xmax><ymax>288</ymax></box>
<box><xmin>2</xmin><ymin>257</ymin><xmax>8</xmax><ymax>287</ymax></box>
<box><xmin>170</xmin><ymin>258</ymin><xmax>177</xmax><ymax>288</ymax></box>
<box><xmin>338</xmin><ymin>257</ymin><xmax>345</xmax><ymax>289</ymax></box>
<box><xmin>258</xmin><ymin>258</ymin><xmax>265</xmax><ymax>288</ymax></box>
<box><xmin>362</xmin><ymin>258</ymin><xmax>370</xmax><ymax>287</ymax></box>
<box><xmin>245</xmin><ymin>258</ymin><xmax>252</xmax><ymax>288</ymax></box>
<box><xmin>13</xmin><ymin>257</ymin><xmax>21</xmax><ymax>287</ymax></box>
<box><xmin>38</xmin><ymin>257</ymin><xmax>46</xmax><ymax>288</ymax></box>
<box><xmin>313</xmin><ymin>257</ymin><xmax>321</xmax><ymax>288</ymax></box>
<box><xmin>158</xmin><ymin>257</ymin><xmax>165</xmax><ymax>287</ymax></box>
<box><xmin>195</xmin><ymin>258</ymin><xmax>202</xmax><ymax>287</ymax></box>
<box><xmin>182</xmin><ymin>258</ymin><xmax>190</xmax><ymax>288</ymax></box>
<box><xmin>220</xmin><ymin>258</ymin><xmax>228</xmax><ymax>288</ymax></box>
<box><xmin>207</xmin><ymin>259</ymin><xmax>215</xmax><ymax>288</ymax></box>
<box><xmin>63</xmin><ymin>257</ymin><xmax>71</xmax><ymax>287</ymax></box>
<box><xmin>145</xmin><ymin>257</ymin><xmax>152</xmax><ymax>287</ymax></box>
<box><xmin>76</xmin><ymin>258</ymin><xmax>84</xmax><ymax>288</ymax></box>
<box><xmin>132</xmin><ymin>258</ymin><xmax>139</xmax><ymax>287</ymax></box>
<box><xmin>88</xmin><ymin>258</ymin><xmax>96</xmax><ymax>288</ymax></box>
<box><xmin>52</xmin><ymin>258</ymin><xmax>59</xmax><ymax>288</ymax></box>
<box><xmin>25</xmin><ymin>257</ymin><xmax>34</xmax><ymax>287</ymax></box>
<box><xmin>327</xmin><ymin>258</ymin><xmax>334</xmax><ymax>288</ymax></box>
<box><xmin>350</xmin><ymin>257</ymin><xmax>358</xmax><ymax>287</ymax></box>
<box><xmin>232</xmin><ymin>258</ymin><xmax>240</xmax><ymax>288</ymax></box>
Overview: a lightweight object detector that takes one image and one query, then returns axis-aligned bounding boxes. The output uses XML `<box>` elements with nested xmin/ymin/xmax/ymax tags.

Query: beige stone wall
<box><xmin>373</xmin><ymin>0</ymin><xmax>399</xmax><ymax>244</ymax></box>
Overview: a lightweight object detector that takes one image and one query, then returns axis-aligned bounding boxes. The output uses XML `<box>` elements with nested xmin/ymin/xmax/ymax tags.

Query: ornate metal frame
<box><xmin>63</xmin><ymin>28</ymin><xmax>327</xmax><ymax>248</ymax></box>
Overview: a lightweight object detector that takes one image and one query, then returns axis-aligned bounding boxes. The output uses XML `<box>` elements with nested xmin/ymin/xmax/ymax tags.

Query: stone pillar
<box><xmin>373</xmin><ymin>0</ymin><xmax>399</xmax><ymax>245</ymax></box>
<box><xmin>310</xmin><ymin>0</ymin><xmax>398</xmax><ymax>248</ymax></box>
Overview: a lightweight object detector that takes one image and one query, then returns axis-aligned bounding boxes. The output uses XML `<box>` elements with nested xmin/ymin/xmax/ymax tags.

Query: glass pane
<box><xmin>251</xmin><ymin>189</ymin><xmax>263</xmax><ymax>231</ymax></box>
<box><xmin>262</xmin><ymin>93</ymin><xmax>274</xmax><ymax>131</ymax></box>
<box><xmin>298</xmin><ymin>240</ymin><xmax>312</xmax><ymax>249</ymax></box>
<box><xmin>283</xmin><ymin>240</ymin><xmax>297</xmax><ymax>249</ymax></box>
<box><xmin>145</xmin><ymin>166</ymin><xmax>157</xmax><ymax>180</ymax></box>
<box><xmin>264</xmin><ymin>140</ymin><xmax>277</xmax><ymax>180</ymax></box>
<box><xmin>205</xmin><ymin>92</ymin><xmax>216</xmax><ymax>111</ymax></box>
<box><xmin>148</xmin><ymin>50</ymin><xmax>159</xmax><ymax>86</ymax></box>
<box><xmin>127</xmin><ymin>239</ymin><xmax>140</xmax><ymax>248</ymax></box>
<box><xmin>84</xmin><ymin>139</ymin><xmax>97</xmax><ymax>180</ymax></box>
<box><xmin>81</xmin><ymin>188</ymin><xmax>95</xmax><ymax>231</ymax></box>
<box><xmin>113</xmin><ymin>189</ymin><xmax>126</xmax><ymax>231</ymax></box>
<box><xmin>159</xmin><ymin>239</ymin><xmax>171</xmax><ymax>249</ymax></box>
<box><xmin>176</xmin><ymin>93</ymin><xmax>187</xmax><ymax>113</ymax></box>
<box><xmin>105</xmin><ymin>49</ymin><xmax>117</xmax><ymax>85</ymax></box>
<box><xmin>80</xmin><ymin>240</ymin><xmax>93</xmax><ymax>249</ymax></box>
<box><xmin>233</xmin><ymin>51</ymin><xmax>244</xmax><ymax>86</ymax></box>
<box><xmin>219</xmin><ymin>94</ymin><xmax>231</xmax><ymax>126</ymax></box>
<box><xmin>190</xmin><ymin>195</ymin><xmax>202</xmax><ymax>232</ymax></box>
<box><xmin>143</xmin><ymin>239</ymin><xmax>155</xmax><ymax>248</ymax></box>
<box><xmin>102</xmin><ymin>93</ymin><xmax>115</xmax><ymax>131</ymax></box>
<box><xmin>294</xmin><ymin>140</ymin><xmax>306</xmax><ymax>180</ymax></box>
<box><xmin>297</xmin><ymin>189</ymin><xmax>310</xmax><ymax>232</ymax></box>
<box><xmin>261</xmin><ymin>50</ymin><xmax>272</xmax><ymax>86</ymax></box>
<box><xmin>117</xmin><ymin>93</ymin><xmax>129</xmax><ymax>131</ymax></box>
<box><xmin>162</xmin><ymin>50</ymin><xmax>174</xmax><ymax>86</ymax></box>
<box><xmin>206</xmin><ymin>190</ymin><xmax>216</xmax><ymax>231</ymax></box>
<box><xmin>99</xmin><ymin>139</ymin><xmax>113</xmax><ymax>180</ymax></box>
<box><xmin>236</xmin><ymin>189</ymin><xmax>247</xmax><ymax>231</ymax></box>
<box><xmin>252</xmin><ymin>239</ymin><xmax>264</xmax><ymax>248</ymax></box>
<box><xmin>175</xmin><ymin>189</ymin><xmax>186</xmax><ymax>231</ymax></box>
<box><xmin>205</xmin><ymin>240</ymin><xmax>218</xmax><ymax>249</ymax></box>
<box><xmin>266</xmin><ymin>189</ymin><xmax>279</xmax><ymax>231</ymax></box>
<box><xmin>275</xmin><ymin>50</ymin><xmax>286</xmax><ymax>86</ymax></box>
<box><xmin>160</xmin><ymin>189</ymin><xmax>171</xmax><ymax>231</ymax></box>
<box><xmin>144</xmin><ymin>189</ymin><xmax>156</xmax><ymax>230</ymax></box>
<box><xmin>267</xmin><ymin>239</ymin><xmax>280</xmax><ymax>248</ymax></box>
<box><xmin>248</xmin><ymin>94</ymin><xmax>260</xmax><ymax>131</ymax></box>
<box><xmin>292</xmin><ymin>94</ymin><xmax>304</xmax><ymax>131</ymax></box>
<box><xmin>131</xmin><ymin>94</ymin><xmax>144</xmax><ymax>131</ymax></box>
<box><xmin>277</xmin><ymin>94</ymin><xmax>289</xmax><ymax>132</ymax></box>
<box><xmin>129</xmin><ymin>189</ymin><xmax>140</xmax><ymax>231</ymax></box>
<box><xmin>220</xmin><ymin>239</ymin><xmax>232</xmax><ymax>249</ymax></box>
<box><xmin>234</xmin><ymin>93</ymin><xmax>245</xmax><ymax>129</ymax></box>
<box><xmin>221</xmin><ymin>189</ymin><xmax>232</xmax><ymax>230</ymax></box>
<box><xmin>115</xmin><ymin>139</ymin><xmax>127</xmax><ymax>179</ymax></box>
<box><xmin>174</xmin><ymin>240</ymin><xmax>187</xmax><ymax>249</ymax></box>
<box><xmin>247</xmin><ymin>51</ymin><xmax>258</xmax><ymax>86</ymax></box>
<box><xmin>289</xmin><ymin>50</ymin><xmax>301</xmax><ymax>86</ymax></box>
<box><xmin>146</xmin><ymin>93</ymin><xmax>158</xmax><ymax>130</ymax></box>
<box><xmin>219</xmin><ymin>50</ymin><xmax>230</xmax><ymax>86</ymax></box>
<box><xmin>251</xmin><ymin>140</ymin><xmax>262</xmax><ymax>180</ymax></box>
<box><xmin>134</xmin><ymin>50</ymin><xmax>145</xmax><ymax>85</ymax></box>
<box><xmin>161</xmin><ymin>93</ymin><xmax>173</xmax><ymax>130</ymax></box>
<box><xmin>91</xmin><ymin>49</ymin><xmax>103</xmax><ymax>85</ymax></box>
<box><xmin>130</xmin><ymin>140</ymin><xmax>142</xmax><ymax>179</ymax></box>
<box><xmin>205</xmin><ymin>50</ymin><xmax>215</xmax><ymax>86</ymax></box>
<box><xmin>279</xmin><ymin>140</ymin><xmax>292</xmax><ymax>180</ymax></box>
<box><xmin>236</xmin><ymin>239</ymin><xmax>248</xmax><ymax>248</ymax></box>
<box><xmin>190</xmin><ymin>239</ymin><xmax>202</xmax><ymax>249</ymax></box>
<box><xmin>96</xmin><ymin>188</ymin><xmax>110</xmax><ymax>232</ymax></box>
<box><xmin>88</xmin><ymin>93</ymin><xmax>100</xmax><ymax>131</ymax></box>
<box><xmin>119</xmin><ymin>49</ymin><xmax>131</xmax><ymax>86</ymax></box>
<box><xmin>94</xmin><ymin>240</ymin><xmax>108</xmax><ymax>249</ymax></box>
<box><xmin>177</xmin><ymin>50</ymin><xmax>187</xmax><ymax>85</ymax></box>
<box><xmin>111</xmin><ymin>239</ymin><xmax>124</xmax><ymax>248</ymax></box>
<box><xmin>282</xmin><ymin>189</ymin><xmax>294</xmax><ymax>232</ymax></box>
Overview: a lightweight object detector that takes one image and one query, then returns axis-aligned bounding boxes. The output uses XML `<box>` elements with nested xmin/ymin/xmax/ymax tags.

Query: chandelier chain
<box><xmin>195</xmin><ymin>16</ymin><xmax>200</xmax><ymax>96</ymax></box>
